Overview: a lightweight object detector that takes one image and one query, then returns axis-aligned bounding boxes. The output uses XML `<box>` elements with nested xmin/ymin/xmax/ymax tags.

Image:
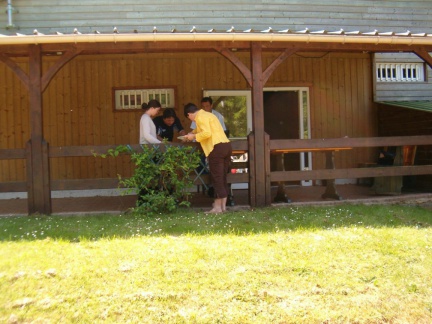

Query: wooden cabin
<box><xmin>1</xmin><ymin>1</ymin><xmax>432</xmax><ymax>214</ymax></box>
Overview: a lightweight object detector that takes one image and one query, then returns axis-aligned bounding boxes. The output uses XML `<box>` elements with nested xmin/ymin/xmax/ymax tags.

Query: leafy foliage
<box><xmin>213</xmin><ymin>96</ymin><xmax>247</xmax><ymax>137</ymax></box>
<box><xmin>94</xmin><ymin>143</ymin><xmax>201</xmax><ymax>215</ymax></box>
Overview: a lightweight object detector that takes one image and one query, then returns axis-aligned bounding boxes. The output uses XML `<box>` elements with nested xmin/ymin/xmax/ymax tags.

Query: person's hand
<box><xmin>184</xmin><ymin>133</ymin><xmax>195</xmax><ymax>141</ymax></box>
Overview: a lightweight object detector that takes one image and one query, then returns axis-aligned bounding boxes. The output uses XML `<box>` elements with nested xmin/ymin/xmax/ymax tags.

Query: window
<box><xmin>376</xmin><ymin>63</ymin><xmax>425</xmax><ymax>82</ymax></box>
<box><xmin>202</xmin><ymin>90</ymin><xmax>252</xmax><ymax>139</ymax></box>
<box><xmin>113</xmin><ymin>87</ymin><xmax>175</xmax><ymax>110</ymax></box>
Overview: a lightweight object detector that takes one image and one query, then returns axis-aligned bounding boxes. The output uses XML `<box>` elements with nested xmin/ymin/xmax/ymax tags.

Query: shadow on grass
<box><xmin>0</xmin><ymin>204</ymin><xmax>431</xmax><ymax>242</ymax></box>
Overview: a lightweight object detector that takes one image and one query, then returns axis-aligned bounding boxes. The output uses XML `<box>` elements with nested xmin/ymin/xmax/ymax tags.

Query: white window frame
<box><xmin>376</xmin><ymin>63</ymin><xmax>425</xmax><ymax>82</ymax></box>
<box><xmin>113</xmin><ymin>87</ymin><xmax>175</xmax><ymax>110</ymax></box>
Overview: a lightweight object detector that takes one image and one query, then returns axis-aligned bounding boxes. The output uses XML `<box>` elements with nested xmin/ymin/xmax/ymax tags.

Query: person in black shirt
<box><xmin>153</xmin><ymin>108</ymin><xmax>185</xmax><ymax>142</ymax></box>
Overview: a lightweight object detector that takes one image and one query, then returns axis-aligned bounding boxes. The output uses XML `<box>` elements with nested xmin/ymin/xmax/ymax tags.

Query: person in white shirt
<box><xmin>139</xmin><ymin>99</ymin><xmax>162</xmax><ymax>144</ymax></box>
<box><xmin>190</xmin><ymin>97</ymin><xmax>227</xmax><ymax>132</ymax></box>
<box><xmin>138</xmin><ymin>99</ymin><xmax>162</xmax><ymax>204</ymax></box>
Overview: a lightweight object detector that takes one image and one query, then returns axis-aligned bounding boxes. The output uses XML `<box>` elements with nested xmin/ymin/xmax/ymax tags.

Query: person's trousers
<box><xmin>207</xmin><ymin>142</ymin><xmax>232</xmax><ymax>199</ymax></box>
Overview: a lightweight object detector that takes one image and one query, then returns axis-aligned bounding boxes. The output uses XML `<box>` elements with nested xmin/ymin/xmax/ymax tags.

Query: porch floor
<box><xmin>1</xmin><ymin>184</ymin><xmax>431</xmax><ymax>217</ymax></box>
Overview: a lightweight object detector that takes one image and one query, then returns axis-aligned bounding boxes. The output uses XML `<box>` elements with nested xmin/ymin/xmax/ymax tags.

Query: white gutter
<box><xmin>6</xmin><ymin>0</ymin><xmax>13</xmax><ymax>27</ymax></box>
<box><xmin>0</xmin><ymin>32</ymin><xmax>432</xmax><ymax>46</ymax></box>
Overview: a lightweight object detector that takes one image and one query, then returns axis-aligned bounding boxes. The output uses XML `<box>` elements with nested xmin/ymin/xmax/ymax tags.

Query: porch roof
<box><xmin>1</xmin><ymin>27</ymin><xmax>432</xmax><ymax>46</ymax></box>
<box><xmin>377</xmin><ymin>101</ymin><xmax>432</xmax><ymax>113</ymax></box>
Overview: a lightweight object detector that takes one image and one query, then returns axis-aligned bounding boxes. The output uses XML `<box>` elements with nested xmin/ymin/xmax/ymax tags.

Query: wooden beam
<box><xmin>262</xmin><ymin>48</ymin><xmax>297</xmax><ymax>85</ymax></box>
<box><xmin>269</xmin><ymin>135</ymin><xmax>432</xmax><ymax>150</ymax></box>
<box><xmin>264</xmin><ymin>133</ymin><xmax>272</xmax><ymax>205</ymax></box>
<box><xmin>271</xmin><ymin>165</ymin><xmax>432</xmax><ymax>182</ymax></box>
<box><xmin>215</xmin><ymin>46</ymin><xmax>252</xmax><ymax>87</ymax></box>
<box><xmin>27</xmin><ymin>45</ymin><xmax>51</xmax><ymax>215</ymax></box>
<box><xmin>0</xmin><ymin>148</ymin><xmax>26</xmax><ymax>159</ymax></box>
<box><xmin>262</xmin><ymin>42</ymin><xmax>432</xmax><ymax>53</ymax></box>
<box><xmin>250</xmin><ymin>42</ymin><xmax>267</xmax><ymax>207</ymax></box>
<box><xmin>247</xmin><ymin>132</ymin><xmax>256</xmax><ymax>206</ymax></box>
<box><xmin>41</xmin><ymin>41</ymin><xmax>432</xmax><ymax>55</ymax></box>
<box><xmin>413</xmin><ymin>48</ymin><xmax>432</xmax><ymax>69</ymax></box>
<box><xmin>0</xmin><ymin>53</ymin><xmax>29</xmax><ymax>90</ymax></box>
<box><xmin>41</xmin><ymin>48</ymin><xmax>81</xmax><ymax>92</ymax></box>
<box><xmin>0</xmin><ymin>181</ymin><xmax>26</xmax><ymax>192</ymax></box>
<box><xmin>2</xmin><ymin>40</ymin><xmax>432</xmax><ymax>58</ymax></box>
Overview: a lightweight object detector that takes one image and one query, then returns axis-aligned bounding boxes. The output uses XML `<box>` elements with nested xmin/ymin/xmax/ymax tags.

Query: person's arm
<box><xmin>174</xmin><ymin>117</ymin><xmax>186</xmax><ymax>135</ymax></box>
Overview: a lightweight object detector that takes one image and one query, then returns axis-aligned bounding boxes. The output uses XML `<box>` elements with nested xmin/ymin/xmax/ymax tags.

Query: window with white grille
<box><xmin>114</xmin><ymin>87</ymin><xmax>175</xmax><ymax>110</ymax></box>
<box><xmin>376</xmin><ymin>63</ymin><xmax>425</xmax><ymax>82</ymax></box>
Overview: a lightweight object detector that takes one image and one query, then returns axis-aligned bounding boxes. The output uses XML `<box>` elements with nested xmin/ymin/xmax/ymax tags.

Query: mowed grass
<box><xmin>0</xmin><ymin>204</ymin><xmax>431</xmax><ymax>323</ymax></box>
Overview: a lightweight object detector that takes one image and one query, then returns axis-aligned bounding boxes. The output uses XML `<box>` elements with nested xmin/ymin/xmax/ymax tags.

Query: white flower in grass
<box><xmin>12</xmin><ymin>271</ymin><xmax>26</xmax><ymax>280</ymax></box>
<box><xmin>11</xmin><ymin>298</ymin><xmax>34</xmax><ymax>308</ymax></box>
<box><xmin>46</xmin><ymin>268</ymin><xmax>57</xmax><ymax>277</ymax></box>
<box><xmin>119</xmin><ymin>263</ymin><xmax>133</xmax><ymax>272</ymax></box>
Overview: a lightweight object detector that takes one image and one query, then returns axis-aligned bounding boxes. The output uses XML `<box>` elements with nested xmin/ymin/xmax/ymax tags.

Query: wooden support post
<box><xmin>264</xmin><ymin>133</ymin><xmax>273</xmax><ymax>205</ymax></box>
<box><xmin>250</xmin><ymin>42</ymin><xmax>268</xmax><ymax>207</ymax></box>
<box><xmin>27</xmin><ymin>45</ymin><xmax>51</xmax><ymax>215</ymax></box>
<box><xmin>247</xmin><ymin>132</ymin><xmax>256</xmax><ymax>207</ymax></box>
<box><xmin>321</xmin><ymin>151</ymin><xmax>343</xmax><ymax>200</ymax></box>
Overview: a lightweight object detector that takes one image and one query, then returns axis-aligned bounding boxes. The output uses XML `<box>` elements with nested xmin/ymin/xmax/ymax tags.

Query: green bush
<box><xmin>95</xmin><ymin>143</ymin><xmax>201</xmax><ymax>215</ymax></box>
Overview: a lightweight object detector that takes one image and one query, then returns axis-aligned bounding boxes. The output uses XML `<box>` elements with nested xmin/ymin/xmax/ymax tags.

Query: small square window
<box><xmin>113</xmin><ymin>87</ymin><xmax>175</xmax><ymax>110</ymax></box>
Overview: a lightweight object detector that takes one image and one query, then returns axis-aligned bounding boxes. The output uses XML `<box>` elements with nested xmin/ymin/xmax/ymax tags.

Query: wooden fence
<box><xmin>1</xmin><ymin>135</ymin><xmax>431</xmax><ymax>215</ymax></box>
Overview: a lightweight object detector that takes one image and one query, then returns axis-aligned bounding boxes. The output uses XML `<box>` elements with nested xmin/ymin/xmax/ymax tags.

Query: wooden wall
<box><xmin>265</xmin><ymin>51</ymin><xmax>377</xmax><ymax>171</ymax></box>
<box><xmin>374</xmin><ymin>53</ymin><xmax>432</xmax><ymax>102</ymax></box>
<box><xmin>2</xmin><ymin>1</ymin><xmax>432</xmax><ymax>36</ymax></box>
<box><xmin>0</xmin><ymin>51</ymin><xmax>376</xmax><ymax>183</ymax></box>
<box><xmin>0</xmin><ymin>60</ymin><xmax>28</xmax><ymax>183</ymax></box>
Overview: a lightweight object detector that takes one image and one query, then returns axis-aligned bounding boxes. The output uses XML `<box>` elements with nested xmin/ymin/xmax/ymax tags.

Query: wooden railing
<box><xmin>269</xmin><ymin>135</ymin><xmax>432</xmax><ymax>182</ymax></box>
<box><xmin>0</xmin><ymin>140</ymin><xmax>249</xmax><ymax>193</ymax></box>
<box><xmin>1</xmin><ymin>135</ymin><xmax>431</xmax><ymax>213</ymax></box>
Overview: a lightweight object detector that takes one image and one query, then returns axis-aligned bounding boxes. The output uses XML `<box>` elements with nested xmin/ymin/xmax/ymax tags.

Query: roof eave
<box><xmin>1</xmin><ymin>32</ymin><xmax>432</xmax><ymax>46</ymax></box>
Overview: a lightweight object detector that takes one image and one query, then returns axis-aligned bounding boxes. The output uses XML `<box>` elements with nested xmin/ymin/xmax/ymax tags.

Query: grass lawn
<box><xmin>0</xmin><ymin>204</ymin><xmax>431</xmax><ymax>323</ymax></box>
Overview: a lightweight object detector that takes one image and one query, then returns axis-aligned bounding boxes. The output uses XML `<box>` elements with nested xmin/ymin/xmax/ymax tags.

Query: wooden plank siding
<box><xmin>2</xmin><ymin>1</ymin><xmax>432</xmax><ymax>36</ymax></box>
<box><xmin>374</xmin><ymin>53</ymin><xmax>432</xmax><ymax>102</ymax></box>
<box><xmin>0</xmin><ymin>60</ymin><xmax>28</xmax><ymax>182</ymax></box>
<box><xmin>0</xmin><ymin>51</ymin><xmax>377</xmax><ymax>185</ymax></box>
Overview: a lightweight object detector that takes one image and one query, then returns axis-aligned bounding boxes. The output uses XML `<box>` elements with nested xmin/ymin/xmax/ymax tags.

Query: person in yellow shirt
<box><xmin>183</xmin><ymin>103</ymin><xmax>232</xmax><ymax>214</ymax></box>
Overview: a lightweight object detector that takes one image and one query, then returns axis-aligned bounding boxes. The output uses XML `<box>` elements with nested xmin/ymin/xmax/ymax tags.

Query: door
<box><xmin>264</xmin><ymin>89</ymin><xmax>312</xmax><ymax>186</ymax></box>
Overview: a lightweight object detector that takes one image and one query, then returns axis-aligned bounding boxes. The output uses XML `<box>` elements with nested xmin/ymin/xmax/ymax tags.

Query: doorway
<box><xmin>203</xmin><ymin>88</ymin><xmax>312</xmax><ymax>187</ymax></box>
<box><xmin>264</xmin><ymin>88</ymin><xmax>312</xmax><ymax>186</ymax></box>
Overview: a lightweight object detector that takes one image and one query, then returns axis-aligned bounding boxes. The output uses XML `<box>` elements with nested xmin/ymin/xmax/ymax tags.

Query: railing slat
<box><xmin>270</xmin><ymin>135</ymin><xmax>432</xmax><ymax>150</ymax></box>
<box><xmin>271</xmin><ymin>165</ymin><xmax>432</xmax><ymax>182</ymax></box>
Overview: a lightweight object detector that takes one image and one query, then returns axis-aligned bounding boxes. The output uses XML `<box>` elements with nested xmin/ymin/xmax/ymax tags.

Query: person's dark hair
<box><xmin>141</xmin><ymin>99</ymin><xmax>161</xmax><ymax>111</ymax></box>
<box><xmin>162</xmin><ymin>108</ymin><xmax>177</xmax><ymax>119</ymax></box>
<box><xmin>184</xmin><ymin>103</ymin><xmax>199</xmax><ymax>117</ymax></box>
<box><xmin>201</xmin><ymin>97</ymin><xmax>213</xmax><ymax>105</ymax></box>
